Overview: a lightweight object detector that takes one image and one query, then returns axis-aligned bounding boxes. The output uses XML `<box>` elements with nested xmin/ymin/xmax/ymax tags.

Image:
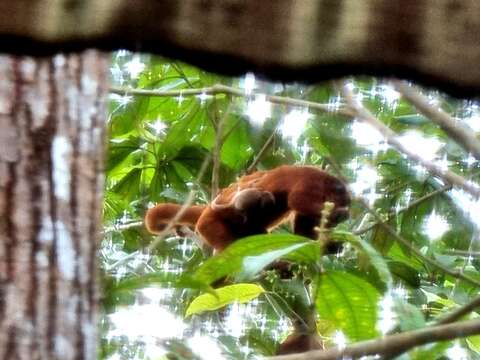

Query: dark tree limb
<box><xmin>268</xmin><ymin>318</ymin><xmax>480</xmax><ymax>360</ymax></box>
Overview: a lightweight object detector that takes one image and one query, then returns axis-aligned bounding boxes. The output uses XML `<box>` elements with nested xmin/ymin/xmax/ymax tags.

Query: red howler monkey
<box><xmin>144</xmin><ymin>165</ymin><xmax>350</xmax><ymax>252</ymax></box>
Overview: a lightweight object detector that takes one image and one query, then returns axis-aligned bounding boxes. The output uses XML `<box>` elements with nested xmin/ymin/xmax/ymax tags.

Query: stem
<box><xmin>444</xmin><ymin>250</ymin><xmax>480</xmax><ymax>257</ymax></box>
<box><xmin>110</xmin><ymin>84</ymin><xmax>353</xmax><ymax>117</ymax></box>
<box><xmin>436</xmin><ymin>295</ymin><xmax>480</xmax><ymax>325</ymax></box>
<box><xmin>103</xmin><ymin>221</ymin><xmax>143</xmax><ymax>234</ymax></box>
<box><xmin>353</xmin><ymin>184</ymin><xmax>452</xmax><ymax>235</ymax></box>
<box><xmin>393</xmin><ymin>80</ymin><xmax>480</xmax><ymax>160</ymax></box>
<box><xmin>340</xmin><ymin>81</ymin><xmax>480</xmax><ymax>198</ymax></box>
<box><xmin>268</xmin><ymin>318</ymin><xmax>480</xmax><ymax>360</ymax></box>
<box><xmin>147</xmin><ymin>155</ymin><xmax>211</xmax><ymax>252</ymax></box>
<box><xmin>357</xmin><ymin>196</ymin><xmax>480</xmax><ymax>288</ymax></box>
<box><xmin>246</xmin><ymin>119</ymin><xmax>281</xmax><ymax>173</ymax></box>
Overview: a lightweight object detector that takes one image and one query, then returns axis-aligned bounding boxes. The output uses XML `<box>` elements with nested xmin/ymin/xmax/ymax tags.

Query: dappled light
<box><xmin>101</xmin><ymin>51</ymin><xmax>480</xmax><ymax>359</ymax></box>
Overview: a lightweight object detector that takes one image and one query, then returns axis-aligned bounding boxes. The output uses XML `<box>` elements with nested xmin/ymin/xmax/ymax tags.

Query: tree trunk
<box><xmin>0</xmin><ymin>51</ymin><xmax>108</xmax><ymax>360</ymax></box>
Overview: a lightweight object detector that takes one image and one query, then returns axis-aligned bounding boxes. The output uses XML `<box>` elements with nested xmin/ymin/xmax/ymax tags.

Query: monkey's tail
<box><xmin>144</xmin><ymin>203</ymin><xmax>206</xmax><ymax>234</ymax></box>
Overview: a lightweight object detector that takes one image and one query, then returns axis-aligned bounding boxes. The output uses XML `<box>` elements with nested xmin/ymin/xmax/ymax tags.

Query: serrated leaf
<box><xmin>185</xmin><ymin>283</ymin><xmax>265</xmax><ymax>316</ymax></box>
<box><xmin>316</xmin><ymin>271</ymin><xmax>380</xmax><ymax>341</ymax></box>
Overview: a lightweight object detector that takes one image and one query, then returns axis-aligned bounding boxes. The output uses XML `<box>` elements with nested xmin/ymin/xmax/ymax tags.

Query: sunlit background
<box><xmin>101</xmin><ymin>51</ymin><xmax>480</xmax><ymax>360</ymax></box>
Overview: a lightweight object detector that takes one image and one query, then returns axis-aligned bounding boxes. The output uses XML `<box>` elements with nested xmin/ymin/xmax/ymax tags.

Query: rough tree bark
<box><xmin>0</xmin><ymin>51</ymin><xmax>108</xmax><ymax>360</ymax></box>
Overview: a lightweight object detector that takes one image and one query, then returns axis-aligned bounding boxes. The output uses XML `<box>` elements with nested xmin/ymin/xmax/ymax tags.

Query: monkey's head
<box><xmin>321</xmin><ymin>175</ymin><xmax>351</xmax><ymax>227</ymax></box>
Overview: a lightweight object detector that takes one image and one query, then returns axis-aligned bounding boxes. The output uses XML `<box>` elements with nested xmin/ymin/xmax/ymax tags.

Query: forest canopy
<box><xmin>101</xmin><ymin>52</ymin><xmax>480</xmax><ymax>360</ymax></box>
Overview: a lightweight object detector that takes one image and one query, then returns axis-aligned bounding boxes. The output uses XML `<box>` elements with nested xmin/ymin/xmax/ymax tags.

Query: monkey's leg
<box><xmin>292</xmin><ymin>213</ymin><xmax>320</xmax><ymax>239</ymax></box>
<box><xmin>196</xmin><ymin>212</ymin><xmax>237</xmax><ymax>251</ymax></box>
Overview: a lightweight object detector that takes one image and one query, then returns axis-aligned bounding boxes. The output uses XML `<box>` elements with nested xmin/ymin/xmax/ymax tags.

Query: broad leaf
<box><xmin>186</xmin><ymin>283</ymin><xmax>265</xmax><ymax>316</ymax></box>
<box><xmin>194</xmin><ymin>234</ymin><xmax>320</xmax><ymax>284</ymax></box>
<box><xmin>334</xmin><ymin>231</ymin><xmax>393</xmax><ymax>287</ymax></box>
<box><xmin>316</xmin><ymin>271</ymin><xmax>380</xmax><ymax>341</ymax></box>
<box><xmin>394</xmin><ymin>299</ymin><xmax>425</xmax><ymax>331</ymax></box>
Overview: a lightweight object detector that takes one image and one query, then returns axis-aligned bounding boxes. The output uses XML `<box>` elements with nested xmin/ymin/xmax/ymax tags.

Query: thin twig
<box><xmin>340</xmin><ymin>81</ymin><xmax>480</xmax><ymax>198</ymax></box>
<box><xmin>105</xmin><ymin>251</ymin><xmax>140</xmax><ymax>271</ymax></box>
<box><xmin>443</xmin><ymin>250</ymin><xmax>480</xmax><ymax>257</ymax></box>
<box><xmin>393</xmin><ymin>80</ymin><xmax>480</xmax><ymax>159</ymax></box>
<box><xmin>211</xmin><ymin>101</ymin><xmax>232</xmax><ymax>198</ymax></box>
<box><xmin>147</xmin><ymin>155</ymin><xmax>211</xmax><ymax>252</ymax></box>
<box><xmin>220</xmin><ymin>118</ymin><xmax>241</xmax><ymax>146</ymax></box>
<box><xmin>325</xmin><ymin>157</ymin><xmax>480</xmax><ymax>288</ymax></box>
<box><xmin>246</xmin><ymin>120</ymin><xmax>281</xmax><ymax>174</ymax></box>
<box><xmin>103</xmin><ymin>221</ymin><xmax>143</xmax><ymax>234</ymax></box>
<box><xmin>110</xmin><ymin>84</ymin><xmax>353</xmax><ymax>117</ymax></box>
<box><xmin>268</xmin><ymin>318</ymin><xmax>480</xmax><ymax>360</ymax></box>
<box><xmin>353</xmin><ymin>184</ymin><xmax>452</xmax><ymax>235</ymax></box>
<box><xmin>436</xmin><ymin>295</ymin><xmax>480</xmax><ymax>325</ymax></box>
<box><xmin>357</xmin><ymin>196</ymin><xmax>480</xmax><ymax>287</ymax></box>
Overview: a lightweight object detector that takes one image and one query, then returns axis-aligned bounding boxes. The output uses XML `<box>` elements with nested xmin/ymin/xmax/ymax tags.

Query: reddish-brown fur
<box><xmin>276</xmin><ymin>333</ymin><xmax>323</xmax><ymax>355</ymax></box>
<box><xmin>145</xmin><ymin>165</ymin><xmax>350</xmax><ymax>251</ymax></box>
<box><xmin>144</xmin><ymin>204</ymin><xmax>206</xmax><ymax>234</ymax></box>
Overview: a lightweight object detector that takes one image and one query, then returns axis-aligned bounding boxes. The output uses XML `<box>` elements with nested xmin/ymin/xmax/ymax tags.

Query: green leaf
<box><xmin>388</xmin><ymin>242</ymin><xmax>423</xmax><ymax>271</ymax></box>
<box><xmin>112</xmin><ymin>168</ymin><xmax>142</xmax><ymax>200</ymax></box>
<box><xmin>185</xmin><ymin>283</ymin><xmax>265</xmax><ymax>316</ymax></box>
<box><xmin>395</xmin><ymin>114</ymin><xmax>428</xmax><ymax>125</ymax></box>
<box><xmin>194</xmin><ymin>234</ymin><xmax>320</xmax><ymax>284</ymax></box>
<box><xmin>316</xmin><ymin>271</ymin><xmax>380</xmax><ymax>341</ymax></box>
<box><xmin>334</xmin><ymin>231</ymin><xmax>393</xmax><ymax>287</ymax></box>
<box><xmin>110</xmin><ymin>273</ymin><xmax>210</xmax><ymax>294</ymax></box>
<box><xmin>387</xmin><ymin>260</ymin><xmax>421</xmax><ymax>288</ymax></box>
<box><xmin>394</xmin><ymin>299</ymin><xmax>425</xmax><ymax>331</ymax></box>
<box><xmin>237</xmin><ymin>243</ymin><xmax>310</xmax><ymax>281</ymax></box>
<box><xmin>410</xmin><ymin>341</ymin><xmax>451</xmax><ymax>360</ymax></box>
<box><xmin>467</xmin><ymin>334</ymin><xmax>480</xmax><ymax>355</ymax></box>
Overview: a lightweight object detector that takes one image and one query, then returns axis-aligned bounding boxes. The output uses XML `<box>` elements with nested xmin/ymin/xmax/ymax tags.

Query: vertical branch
<box><xmin>211</xmin><ymin>99</ymin><xmax>232</xmax><ymax>199</ymax></box>
<box><xmin>246</xmin><ymin>119</ymin><xmax>281</xmax><ymax>174</ymax></box>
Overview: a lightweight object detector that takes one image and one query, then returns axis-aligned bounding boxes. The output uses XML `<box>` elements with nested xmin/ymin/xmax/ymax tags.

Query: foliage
<box><xmin>101</xmin><ymin>52</ymin><xmax>480</xmax><ymax>359</ymax></box>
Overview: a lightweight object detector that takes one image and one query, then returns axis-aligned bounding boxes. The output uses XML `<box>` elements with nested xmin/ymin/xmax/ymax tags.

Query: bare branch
<box><xmin>268</xmin><ymin>318</ymin><xmax>480</xmax><ymax>360</ymax></box>
<box><xmin>444</xmin><ymin>250</ymin><xmax>480</xmax><ymax>257</ymax></box>
<box><xmin>110</xmin><ymin>84</ymin><xmax>353</xmax><ymax>117</ymax></box>
<box><xmin>103</xmin><ymin>221</ymin><xmax>143</xmax><ymax>234</ymax></box>
<box><xmin>436</xmin><ymin>295</ymin><xmax>480</xmax><ymax>325</ymax></box>
<box><xmin>325</xmin><ymin>157</ymin><xmax>480</xmax><ymax>288</ymax></box>
<box><xmin>211</xmin><ymin>101</ymin><xmax>232</xmax><ymax>198</ymax></box>
<box><xmin>356</xmin><ymin>196</ymin><xmax>480</xmax><ymax>288</ymax></box>
<box><xmin>340</xmin><ymin>81</ymin><xmax>480</xmax><ymax>198</ymax></box>
<box><xmin>147</xmin><ymin>155</ymin><xmax>211</xmax><ymax>252</ymax></box>
<box><xmin>393</xmin><ymin>80</ymin><xmax>480</xmax><ymax>159</ymax></box>
<box><xmin>246</xmin><ymin>120</ymin><xmax>281</xmax><ymax>174</ymax></box>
